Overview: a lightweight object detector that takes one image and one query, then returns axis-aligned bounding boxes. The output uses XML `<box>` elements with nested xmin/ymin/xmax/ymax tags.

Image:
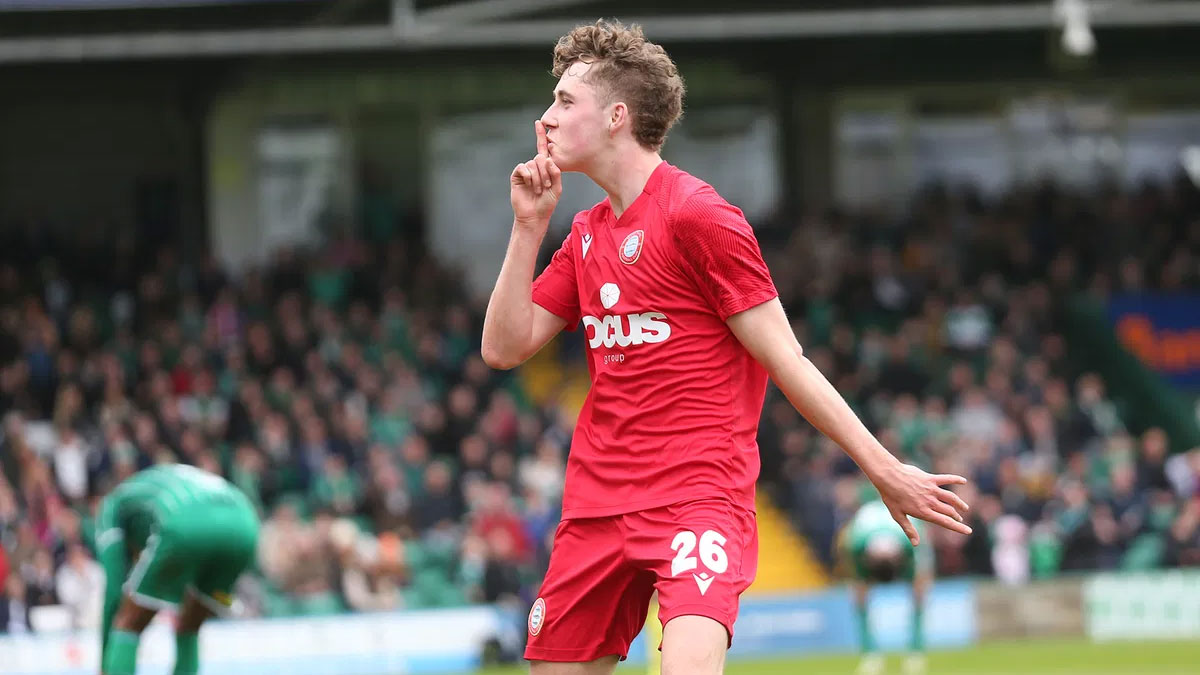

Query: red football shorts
<box><xmin>524</xmin><ymin>497</ymin><xmax>758</xmax><ymax>663</ymax></box>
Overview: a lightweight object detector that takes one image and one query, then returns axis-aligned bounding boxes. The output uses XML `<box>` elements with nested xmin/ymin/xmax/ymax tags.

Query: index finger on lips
<box><xmin>535</xmin><ymin>120</ymin><xmax>549</xmax><ymax>156</ymax></box>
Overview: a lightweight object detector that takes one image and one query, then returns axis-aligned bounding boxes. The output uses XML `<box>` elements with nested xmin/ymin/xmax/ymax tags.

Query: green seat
<box><xmin>350</xmin><ymin>515</ymin><xmax>376</xmax><ymax>535</ymax></box>
<box><xmin>1122</xmin><ymin>533</ymin><xmax>1165</xmax><ymax>571</ymax></box>
<box><xmin>404</xmin><ymin>540</ymin><xmax>429</xmax><ymax>571</ymax></box>
<box><xmin>408</xmin><ymin>569</ymin><xmax>454</xmax><ymax>609</ymax></box>
<box><xmin>262</xmin><ymin>586</ymin><xmax>295</xmax><ymax>617</ymax></box>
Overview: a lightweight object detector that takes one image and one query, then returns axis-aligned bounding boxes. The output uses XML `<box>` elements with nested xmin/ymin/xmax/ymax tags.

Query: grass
<box><xmin>475</xmin><ymin>638</ymin><xmax>1199</xmax><ymax>674</ymax></box>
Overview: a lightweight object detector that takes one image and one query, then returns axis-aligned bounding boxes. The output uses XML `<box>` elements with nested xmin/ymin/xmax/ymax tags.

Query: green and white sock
<box><xmin>856</xmin><ymin>602</ymin><xmax>876</xmax><ymax>653</ymax></box>
<box><xmin>102</xmin><ymin>630</ymin><xmax>140</xmax><ymax>675</ymax></box>
<box><xmin>911</xmin><ymin>600</ymin><xmax>925</xmax><ymax>652</ymax></box>
<box><xmin>174</xmin><ymin>631</ymin><xmax>200</xmax><ymax>675</ymax></box>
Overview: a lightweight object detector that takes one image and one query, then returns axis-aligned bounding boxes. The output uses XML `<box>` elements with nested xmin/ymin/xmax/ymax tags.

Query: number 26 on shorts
<box><xmin>670</xmin><ymin>529</ymin><xmax>728</xmax><ymax>595</ymax></box>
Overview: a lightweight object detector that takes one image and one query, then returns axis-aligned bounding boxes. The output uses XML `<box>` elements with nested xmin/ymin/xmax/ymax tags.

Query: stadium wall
<box><xmin>1084</xmin><ymin>570</ymin><xmax>1200</xmax><ymax>642</ymax></box>
<box><xmin>0</xmin><ymin>582</ymin><xmax>977</xmax><ymax>674</ymax></box>
<box><xmin>975</xmin><ymin>577</ymin><xmax>1086</xmax><ymax>641</ymax></box>
<box><xmin>0</xmin><ymin>605</ymin><xmax>505</xmax><ymax>675</ymax></box>
<box><xmin>7</xmin><ymin>573</ymin><xmax>1199</xmax><ymax>673</ymax></box>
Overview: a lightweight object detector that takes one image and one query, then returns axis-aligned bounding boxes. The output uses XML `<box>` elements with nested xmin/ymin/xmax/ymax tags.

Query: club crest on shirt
<box><xmin>528</xmin><ymin>597</ymin><xmax>546</xmax><ymax>636</ymax></box>
<box><xmin>619</xmin><ymin>230</ymin><xmax>644</xmax><ymax>265</ymax></box>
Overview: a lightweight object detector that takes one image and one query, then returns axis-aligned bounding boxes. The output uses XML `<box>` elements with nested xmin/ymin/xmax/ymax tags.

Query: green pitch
<box><xmin>474</xmin><ymin>638</ymin><xmax>1198</xmax><ymax>674</ymax></box>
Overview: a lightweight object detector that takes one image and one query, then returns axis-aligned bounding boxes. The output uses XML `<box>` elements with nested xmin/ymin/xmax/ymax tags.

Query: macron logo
<box><xmin>693</xmin><ymin>573</ymin><xmax>715</xmax><ymax>596</ymax></box>
<box><xmin>582</xmin><ymin>233</ymin><xmax>593</xmax><ymax>259</ymax></box>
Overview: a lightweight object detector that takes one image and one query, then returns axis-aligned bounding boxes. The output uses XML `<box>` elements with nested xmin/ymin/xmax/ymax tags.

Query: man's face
<box><xmin>541</xmin><ymin>61</ymin><xmax>613</xmax><ymax>172</ymax></box>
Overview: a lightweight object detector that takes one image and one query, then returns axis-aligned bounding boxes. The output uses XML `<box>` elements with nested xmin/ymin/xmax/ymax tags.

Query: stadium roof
<box><xmin>2</xmin><ymin>0</ymin><xmax>1200</xmax><ymax>62</ymax></box>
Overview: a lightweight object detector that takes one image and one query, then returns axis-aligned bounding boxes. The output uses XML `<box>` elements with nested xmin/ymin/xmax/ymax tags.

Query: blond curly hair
<box><xmin>552</xmin><ymin>20</ymin><xmax>685</xmax><ymax>151</ymax></box>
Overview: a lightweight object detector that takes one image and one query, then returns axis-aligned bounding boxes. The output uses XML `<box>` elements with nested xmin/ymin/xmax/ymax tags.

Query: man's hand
<box><xmin>510</xmin><ymin>120</ymin><xmax>562</xmax><ymax>231</ymax></box>
<box><xmin>874</xmin><ymin>463</ymin><xmax>972</xmax><ymax>545</ymax></box>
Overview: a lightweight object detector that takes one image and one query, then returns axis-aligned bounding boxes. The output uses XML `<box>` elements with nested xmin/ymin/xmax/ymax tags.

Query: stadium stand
<box><xmin>0</xmin><ymin>172</ymin><xmax>1198</xmax><ymax>634</ymax></box>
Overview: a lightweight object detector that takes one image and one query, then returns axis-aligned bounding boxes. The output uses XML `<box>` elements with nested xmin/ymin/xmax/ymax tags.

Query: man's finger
<box><xmin>921</xmin><ymin>511</ymin><xmax>973</xmax><ymax>536</ymax></box>
<box><xmin>525</xmin><ymin>160</ymin><xmax>544</xmax><ymax>194</ymax></box>
<box><xmin>547</xmin><ymin>159</ymin><xmax>563</xmax><ymax>193</ymax></box>
<box><xmin>512</xmin><ymin>164</ymin><xmax>531</xmax><ymax>185</ymax></box>
<box><xmin>887</xmin><ymin>504</ymin><xmax>919</xmax><ymax>546</ymax></box>
<box><xmin>534</xmin><ymin>155</ymin><xmax>552</xmax><ymax>189</ymax></box>
<box><xmin>934</xmin><ymin>474</ymin><xmax>968</xmax><ymax>486</ymax></box>
<box><xmin>940</xmin><ymin>488</ymin><xmax>970</xmax><ymax>514</ymax></box>
<box><xmin>535</xmin><ymin>120</ymin><xmax>549</xmax><ymax>156</ymax></box>
<box><xmin>929</xmin><ymin>499</ymin><xmax>963</xmax><ymax>523</ymax></box>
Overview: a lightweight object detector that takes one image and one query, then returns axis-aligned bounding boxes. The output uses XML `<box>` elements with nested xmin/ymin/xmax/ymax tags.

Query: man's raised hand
<box><xmin>510</xmin><ymin>120</ymin><xmax>563</xmax><ymax>230</ymax></box>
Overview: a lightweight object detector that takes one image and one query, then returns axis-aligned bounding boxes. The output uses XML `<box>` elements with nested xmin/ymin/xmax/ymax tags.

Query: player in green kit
<box><xmin>95</xmin><ymin>463</ymin><xmax>260</xmax><ymax>675</ymax></box>
<box><xmin>842</xmin><ymin>498</ymin><xmax>934</xmax><ymax>675</ymax></box>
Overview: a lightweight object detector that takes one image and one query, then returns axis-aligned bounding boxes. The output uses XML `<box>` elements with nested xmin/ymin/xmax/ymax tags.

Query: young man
<box><xmin>842</xmin><ymin>498</ymin><xmax>934</xmax><ymax>675</ymax></box>
<box><xmin>95</xmin><ymin>463</ymin><xmax>260</xmax><ymax>675</ymax></box>
<box><xmin>481</xmin><ymin>20</ymin><xmax>972</xmax><ymax>675</ymax></box>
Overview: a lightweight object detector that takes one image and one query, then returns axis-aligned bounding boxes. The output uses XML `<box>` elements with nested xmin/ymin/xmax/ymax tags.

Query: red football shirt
<box><xmin>531</xmin><ymin>162</ymin><xmax>779</xmax><ymax>519</ymax></box>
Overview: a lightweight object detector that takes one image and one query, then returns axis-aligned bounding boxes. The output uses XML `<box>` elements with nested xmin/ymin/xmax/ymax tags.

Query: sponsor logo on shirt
<box><xmin>581</xmin><ymin>312</ymin><xmax>671</xmax><ymax>349</ymax></box>
<box><xmin>619</xmin><ymin>230</ymin><xmax>644</xmax><ymax>265</ymax></box>
<box><xmin>583</xmin><ymin>282</ymin><xmax>671</xmax><ymax>352</ymax></box>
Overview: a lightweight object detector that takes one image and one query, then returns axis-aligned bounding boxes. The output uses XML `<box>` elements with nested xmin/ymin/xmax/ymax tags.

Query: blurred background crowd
<box><xmin>1</xmin><ymin>167</ymin><xmax>1198</xmax><ymax>635</ymax></box>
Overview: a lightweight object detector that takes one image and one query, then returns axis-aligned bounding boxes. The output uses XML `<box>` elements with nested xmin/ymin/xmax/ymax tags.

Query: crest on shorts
<box><xmin>619</xmin><ymin>230</ymin><xmax>644</xmax><ymax>265</ymax></box>
<box><xmin>528</xmin><ymin>597</ymin><xmax>546</xmax><ymax>636</ymax></box>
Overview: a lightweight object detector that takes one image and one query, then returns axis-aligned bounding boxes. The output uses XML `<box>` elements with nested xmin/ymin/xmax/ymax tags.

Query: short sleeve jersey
<box><xmin>95</xmin><ymin>464</ymin><xmax>250</xmax><ymax>552</ymax></box>
<box><xmin>532</xmin><ymin>162</ymin><xmax>778</xmax><ymax>519</ymax></box>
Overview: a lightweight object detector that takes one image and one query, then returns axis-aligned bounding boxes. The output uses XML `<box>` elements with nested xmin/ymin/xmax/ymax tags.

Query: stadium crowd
<box><xmin>760</xmin><ymin>174</ymin><xmax>1200</xmax><ymax>582</ymax></box>
<box><xmin>1</xmin><ymin>172</ymin><xmax>1199</xmax><ymax>634</ymax></box>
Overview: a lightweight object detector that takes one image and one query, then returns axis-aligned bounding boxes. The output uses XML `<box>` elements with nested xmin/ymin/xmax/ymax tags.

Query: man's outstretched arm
<box><xmin>728</xmin><ymin>298</ymin><xmax>971</xmax><ymax>544</ymax></box>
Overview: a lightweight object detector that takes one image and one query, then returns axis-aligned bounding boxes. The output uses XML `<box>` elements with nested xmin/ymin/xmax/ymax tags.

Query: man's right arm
<box><xmin>481</xmin><ymin>223</ymin><xmax>568</xmax><ymax>370</ymax></box>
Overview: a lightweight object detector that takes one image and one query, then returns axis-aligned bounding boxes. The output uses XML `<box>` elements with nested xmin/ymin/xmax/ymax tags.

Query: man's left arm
<box><xmin>728</xmin><ymin>299</ymin><xmax>971</xmax><ymax>544</ymax></box>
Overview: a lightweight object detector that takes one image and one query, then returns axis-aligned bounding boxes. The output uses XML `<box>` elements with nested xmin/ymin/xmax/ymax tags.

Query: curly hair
<box><xmin>552</xmin><ymin>20</ymin><xmax>685</xmax><ymax>151</ymax></box>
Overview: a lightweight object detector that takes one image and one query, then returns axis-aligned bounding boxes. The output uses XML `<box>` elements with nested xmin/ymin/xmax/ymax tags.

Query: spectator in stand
<box><xmin>54</xmin><ymin>543</ymin><xmax>103</xmax><ymax>629</ymax></box>
<box><xmin>1</xmin><ymin>573</ymin><xmax>30</xmax><ymax>634</ymax></box>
